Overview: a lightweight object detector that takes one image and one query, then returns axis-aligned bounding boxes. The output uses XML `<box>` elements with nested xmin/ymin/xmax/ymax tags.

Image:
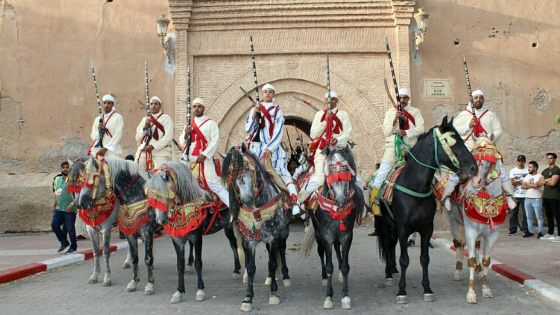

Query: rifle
<box><xmin>240</xmin><ymin>86</ymin><xmax>257</xmax><ymax>105</ymax></box>
<box><xmin>463</xmin><ymin>55</ymin><xmax>476</xmax><ymax>118</ymax></box>
<box><xmin>385</xmin><ymin>38</ymin><xmax>404</xmax><ymax>131</ymax></box>
<box><xmin>181</xmin><ymin>66</ymin><xmax>192</xmax><ymax>161</ymax></box>
<box><xmin>326</xmin><ymin>53</ymin><xmax>332</xmax><ymax>114</ymax></box>
<box><xmin>143</xmin><ymin>60</ymin><xmax>152</xmax><ymax>149</ymax></box>
<box><xmin>291</xmin><ymin>96</ymin><xmax>320</xmax><ymax>112</ymax></box>
<box><xmin>90</xmin><ymin>61</ymin><xmax>104</xmax><ymax>148</ymax></box>
<box><xmin>286</xmin><ymin>129</ymin><xmax>296</xmax><ymax>156</ymax></box>
<box><xmin>383</xmin><ymin>78</ymin><xmax>397</xmax><ymax>107</ymax></box>
<box><xmin>138</xmin><ymin>99</ymin><xmax>182</xmax><ymax>152</ymax></box>
<box><xmin>249</xmin><ymin>36</ymin><xmax>262</xmax><ymax>143</ymax></box>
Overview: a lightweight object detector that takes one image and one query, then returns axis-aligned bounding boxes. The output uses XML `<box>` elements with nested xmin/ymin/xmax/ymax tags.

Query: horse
<box><xmin>144</xmin><ymin>161</ymin><xmax>243</xmax><ymax>304</ymax></box>
<box><xmin>375</xmin><ymin>117</ymin><xmax>478</xmax><ymax>304</ymax></box>
<box><xmin>222</xmin><ymin>144</ymin><xmax>292</xmax><ymax>312</ymax></box>
<box><xmin>77</xmin><ymin>156</ymin><xmax>156</xmax><ymax>294</ymax></box>
<box><xmin>447</xmin><ymin>137</ymin><xmax>509</xmax><ymax>304</ymax></box>
<box><xmin>299</xmin><ymin>145</ymin><xmax>364</xmax><ymax>310</ymax></box>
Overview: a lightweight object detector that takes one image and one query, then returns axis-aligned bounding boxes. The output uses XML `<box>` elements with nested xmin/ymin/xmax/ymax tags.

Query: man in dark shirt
<box><xmin>538</xmin><ymin>153</ymin><xmax>560</xmax><ymax>240</ymax></box>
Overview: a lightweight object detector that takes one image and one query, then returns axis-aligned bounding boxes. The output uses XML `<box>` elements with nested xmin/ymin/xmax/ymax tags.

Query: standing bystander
<box><xmin>509</xmin><ymin>155</ymin><xmax>529</xmax><ymax>235</ymax></box>
<box><xmin>51</xmin><ymin>161</ymin><xmax>77</xmax><ymax>254</ymax></box>
<box><xmin>521</xmin><ymin>161</ymin><xmax>544</xmax><ymax>238</ymax></box>
<box><xmin>538</xmin><ymin>153</ymin><xmax>560</xmax><ymax>240</ymax></box>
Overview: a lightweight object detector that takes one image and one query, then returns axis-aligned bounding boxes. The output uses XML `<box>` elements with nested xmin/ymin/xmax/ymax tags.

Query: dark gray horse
<box><xmin>222</xmin><ymin>144</ymin><xmax>292</xmax><ymax>312</ymax></box>
<box><xmin>300</xmin><ymin>145</ymin><xmax>364</xmax><ymax>310</ymax></box>
<box><xmin>77</xmin><ymin>157</ymin><xmax>156</xmax><ymax>295</ymax></box>
<box><xmin>145</xmin><ymin>161</ymin><xmax>243</xmax><ymax>303</ymax></box>
<box><xmin>376</xmin><ymin>117</ymin><xmax>478</xmax><ymax>304</ymax></box>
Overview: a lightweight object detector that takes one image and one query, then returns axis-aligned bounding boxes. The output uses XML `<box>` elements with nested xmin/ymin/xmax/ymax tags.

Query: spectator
<box><xmin>51</xmin><ymin>161</ymin><xmax>77</xmax><ymax>254</ymax></box>
<box><xmin>509</xmin><ymin>155</ymin><xmax>529</xmax><ymax>236</ymax></box>
<box><xmin>538</xmin><ymin>153</ymin><xmax>560</xmax><ymax>240</ymax></box>
<box><xmin>521</xmin><ymin>161</ymin><xmax>544</xmax><ymax>238</ymax></box>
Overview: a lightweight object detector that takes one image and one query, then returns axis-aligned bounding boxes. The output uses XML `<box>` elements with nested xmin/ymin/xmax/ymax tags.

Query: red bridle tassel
<box><xmin>340</xmin><ymin>220</ymin><xmax>346</xmax><ymax>231</ymax></box>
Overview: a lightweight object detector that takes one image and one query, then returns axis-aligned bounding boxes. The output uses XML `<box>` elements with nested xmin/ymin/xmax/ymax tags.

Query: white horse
<box><xmin>448</xmin><ymin>138</ymin><xmax>512</xmax><ymax>304</ymax></box>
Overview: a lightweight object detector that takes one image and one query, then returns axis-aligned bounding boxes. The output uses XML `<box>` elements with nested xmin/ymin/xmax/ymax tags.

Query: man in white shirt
<box><xmin>521</xmin><ymin>161</ymin><xmax>544</xmax><ymax>238</ymax></box>
<box><xmin>89</xmin><ymin>94</ymin><xmax>124</xmax><ymax>158</ymax></box>
<box><xmin>509</xmin><ymin>155</ymin><xmax>529</xmax><ymax>236</ymax></box>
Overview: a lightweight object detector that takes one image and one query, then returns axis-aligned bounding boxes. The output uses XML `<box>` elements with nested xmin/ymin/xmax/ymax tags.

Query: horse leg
<box><xmin>334</xmin><ymin>240</ymin><xmax>344</xmax><ymax>284</ymax></box>
<box><xmin>264</xmin><ymin>243</ymin><xmax>273</xmax><ymax>285</ymax></box>
<box><xmin>389</xmin><ymin>229</ymin><xmax>399</xmax><ymax>277</ymax></box>
<box><xmin>396</xmin><ymin>230</ymin><xmax>410</xmax><ymax>304</ymax></box>
<box><xmin>170</xmin><ymin>236</ymin><xmax>186</xmax><ymax>304</ymax></box>
<box><xmin>420</xmin><ymin>228</ymin><xmax>435</xmax><ymax>302</ymax></box>
<box><xmin>267</xmin><ymin>241</ymin><xmax>280</xmax><ymax>306</ymax></box>
<box><xmin>240</xmin><ymin>240</ymin><xmax>257</xmax><ymax>312</ymax></box>
<box><xmin>449</xmin><ymin>215</ymin><xmax>464</xmax><ymax>281</ymax></box>
<box><xmin>480</xmin><ymin>232</ymin><xmax>499</xmax><ymax>298</ymax></box>
<box><xmin>315</xmin><ymin>223</ymin><xmax>328</xmax><ymax>287</ymax></box>
<box><xmin>101</xmin><ymin>226</ymin><xmax>112</xmax><ymax>287</ymax></box>
<box><xmin>279</xmin><ymin>235</ymin><xmax>291</xmax><ymax>287</ymax></box>
<box><xmin>186</xmin><ymin>240</ymin><xmax>195</xmax><ymax>274</ymax></box>
<box><xmin>224</xmin><ymin>224</ymin><xmax>242</xmax><ymax>279</ymax></box>
<box><xmin>122</xmin><ymin>246</ymin><xmax>132</xmax><ymax>269</ymax></box>
<box><xmin>141</xmin><ymin>225</ymin><xmax>155</xmax><ymax>295</ymax></box>
<box><xmin>125</xmin><ymin>234</ymin><xmax>140</xmax><ymax>292</ymax></box>
<box><xmin>340</xmin><ymin>231</ymin><xmax>353</xmax><ymax>310</ymax></box>
<box><xmin>87</xmin><ymin>225</ymin><xmax>100</xmax><ymax>284</ymax></box>
<box><xmin>322</xmin><ymin>237</ymin><xmax>335</xmax><ymax>309</ymax></box>
<box><xmin>193</xmin><ymin>233</ymin><xmax>206</xmax><ymax>302</ymax></box>
<box><xmin>464</xmin><ymin>226</ymin><xmax>478</xmax><ymax>304</ymax></box>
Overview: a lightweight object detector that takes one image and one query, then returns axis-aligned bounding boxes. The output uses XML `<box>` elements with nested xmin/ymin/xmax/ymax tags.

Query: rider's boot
<box><xmin>370</xmin><ymin>187</ymin><xmax>381</xmax><ymax>216</ymax></box>
<box><xmin>501</xmin><ymin>180</ymin><xmax>517</xmax><ymax>210</ymax></box>
<box><xmin>442</xmin><ymin>180</ymin><xmax>458</xmax><ymax>211</ymax></box>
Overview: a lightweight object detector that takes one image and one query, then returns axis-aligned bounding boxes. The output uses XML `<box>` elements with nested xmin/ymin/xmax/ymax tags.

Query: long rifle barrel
<box><xmin>181</xmin><ymin>66</ymin><xmax>192</xmax><ymax>161</ymax></box>
<box><xmin>240</xmin><ymin>86</ymin><xmax>257</xmax><ymax>105</ymax></box>
<box><xmin>91</xmin><ymin>60</ymin><xmax>104</xmax><ymax>148</ymax></box>
<box><xmin>385</xmin><ymin>38</ymin><xmax>404</xmax><ymax>130</ymax></box>
<box><xmin>463</xmin><ymin>55</ymin><xmax>476</xmax><ymax>118</ymax></box>
<box><xmin>326</xmin><ymin>53</ymin><xmax>332</xmax><ymax>113</ymax></box>
<box><xmin>144</xmin><ymin>60</ymin><xmax>152</xmax><ymax>148</ymax></box>
<box><xmin>250</xmin><ymin>36</ymin><xmax>261</xmax><ymax>142</ymax></box>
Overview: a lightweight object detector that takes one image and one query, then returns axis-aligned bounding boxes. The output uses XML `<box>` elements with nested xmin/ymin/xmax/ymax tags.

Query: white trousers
<box><xmin>372</xmin><ymin>160</ymin><xmax>394</xmax><ymax>189</ymax></box>
<box><xmin>208</xmin><ymin>182</ymin><xmax>230</xmax><ymax>208</ymax></box>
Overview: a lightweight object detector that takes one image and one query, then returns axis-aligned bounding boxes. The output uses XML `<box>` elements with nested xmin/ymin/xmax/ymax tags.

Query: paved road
<box><xmin>0</xmin><ymin>223</ymin><xmax>557</xmax><ymax>314</ymax></box>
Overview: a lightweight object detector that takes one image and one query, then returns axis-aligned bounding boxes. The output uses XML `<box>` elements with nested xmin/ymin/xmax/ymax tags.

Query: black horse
<box><xmin>145</xmin><ymin>161</ymin><xmax>243</xmax><ymax>303</ymax></box>
<box><xmin>300</xmin><ymin>145</ymin><xmax>364</xmax><ymax>310</ymax></box>
<box><xmin>222</xmin><ymin>144</ymin><xmax>292</xmax><ymax>312</ymax></box>
<box><xmin>376</xmin><ymin>117</ymin><xmax>478</xmax><ymax>303</ymax></box>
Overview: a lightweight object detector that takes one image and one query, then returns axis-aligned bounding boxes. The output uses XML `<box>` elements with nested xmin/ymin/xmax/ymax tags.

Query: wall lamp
<box><xmin>413</xmin><ymin>8</ymin><xmax>429</xmax><ymax>59</ymax></box>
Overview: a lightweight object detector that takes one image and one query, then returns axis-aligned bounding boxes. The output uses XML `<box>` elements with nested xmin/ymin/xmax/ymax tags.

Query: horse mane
<box><xmin>67</xmin><ymin>156</ymin><xmax>89</xmax><ymax>185</ymax></box>
<box><xmin>165</xmin><ymin>161</ymin><xmax>206</xmax><ymax>202</ymax></box>
<box><xmin>101</xmin><ymin>157</ymin><xmax>149</xmax><ymax>183</ymax></box>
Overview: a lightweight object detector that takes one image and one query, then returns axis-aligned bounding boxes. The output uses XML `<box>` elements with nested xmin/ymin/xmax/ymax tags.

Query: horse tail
<box><xmin>233</xmin><ymin>224</ymin><xmax>245</xmax><ymax>267</ymax></box>
<box><xmin>375</xmin><ymin>205</ymin><xmax>394</xmax><ymax>263</ymax></box>
<box><xmin>353</xmin><ymin>185</ymin><xmax>365</xmax><ymax>224</ymax></box>
<box><xmin>300</xmin><ymin>221</ymin><xmax>315</xmax><ymax>259</ymax></box>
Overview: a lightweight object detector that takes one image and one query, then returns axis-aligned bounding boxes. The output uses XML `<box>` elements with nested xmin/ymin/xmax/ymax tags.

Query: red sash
<box><xmin>465</xmin><ymin>110</ymin><xmax>488</xmax><ymax>140</ymax></box>
<box><xmin>320</xmin><ymin>109</ymin><xmax>343</xmax><ymax>143</ymax></box>
<box><xmin>146</xmin><ymin>113</ymin><xmax>165</xmax><ymax>142</ymax></box>
<box><xmin>393</xmin><ymin>107</ymin><xmax>415</xmax><ymax>130</ymax></box>
<box><xmin>259</xmin><ymin>104</ymin><xmax>279</xmax><ymax>139</ymax></box>
<box><xmin>191</xmin><ymin>118</ymin><xmax>211</xmax><ymax>156</ymax></box>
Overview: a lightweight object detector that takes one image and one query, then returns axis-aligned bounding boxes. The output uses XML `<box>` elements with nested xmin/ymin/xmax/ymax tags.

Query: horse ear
<box><xmin>68</xmin><ymin>158</ymin><xmax>74</xmax><ymax>167</ymax></box>
<box><xmin>241</xmin><ymin>143</ymin><xmax>247</xmax><ymax>153</ymax></box>
<box><xmin>163</xmin><ymin>170</ymin><xmax>169</xmax><ymax>181</ymax></box>
<box><xmin>449</xmin><ymin>116</ymin><xmax>455</xmax><ymax>126</ymax></box>
<box><xmin>439</xmin><ymin>115</ymin><xmax>449</xmax><ymax>132</ymax></box>
<box><xmin>323</xmin><ymin>146</ymin><xmax>331</xmax><ymax>156</ymax></box>
<box><xmin>345</xmin><ymin>145</ymin><xmax>350</xmax><ymax>153</ymax></box>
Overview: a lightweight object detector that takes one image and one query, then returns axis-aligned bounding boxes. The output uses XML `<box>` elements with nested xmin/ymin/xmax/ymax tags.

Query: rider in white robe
<box><xmin>89</xmin><ymin>94</ymin><xmax>124</xmax><ymax>158</ymax></box>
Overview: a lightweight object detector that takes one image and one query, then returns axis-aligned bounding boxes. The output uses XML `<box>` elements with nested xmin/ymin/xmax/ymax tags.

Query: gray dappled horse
<box><xmin>300</xmin><ymin>145</ymin><xmax>364</xmax><ymax>310</ymax></box>
<box><xmin>145</xmin><ymin>161</ymin><xmax>243</xmax><ymax>304</ymax></box>
<box><xmin>77</xmin><ymin>157</ymin><xmax>156</xmax><ymax>295</ymax></box>
<box><xmin>222</xmin><ymin>144</ymin><xmax>292</xmax><ymax>312</ymax></box>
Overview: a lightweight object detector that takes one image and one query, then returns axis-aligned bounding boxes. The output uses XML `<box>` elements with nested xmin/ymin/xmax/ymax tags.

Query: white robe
<box><xmin>179</xmin><ymin>115</ymin><xmax>220</xmax><ymax>185</ymax></box>
<box><xmin>453</xmin><ymin>105</ymin><xmax>502</xmax><ymax>151</ymax></box>
<box><xmin>89</xmin><ymin>110</ymin><xmax>124</xmax><ymax>158</ymax></box>
<box><xmin>381</xmin><ymin>105</ymin><xmax>425</xmax><ymax>164</ymax></box>
<box><xmin>134</xmin><ymin>112</ymin><xmax>174</xmax><ymax>169</ymax></box>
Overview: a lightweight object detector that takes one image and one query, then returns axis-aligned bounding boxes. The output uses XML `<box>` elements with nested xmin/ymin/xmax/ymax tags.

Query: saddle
<box><xmin>378</xmin><ymin>161</ymin><xmax>406</xmax><ymax>205</ymax></box>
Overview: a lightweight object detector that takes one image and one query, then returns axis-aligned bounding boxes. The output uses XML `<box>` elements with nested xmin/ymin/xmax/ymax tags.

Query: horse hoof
<box><xmin>385</xmin><ymin>278</ymin><xmax>395</xmax><ymax>286</ymax></box>
<box><xmin>186</xmin><ymin>265</ymin><xmax>194</xmax><ymax>274</ymax></box>
<box><xmin>269</xmin><ymin>293</ymin><xmax>280</xmax><ymax>305</ymax></box>
<box><xmin>264</xmin><ymin>277</ymin><xmax>272</xmax><ymax>285</ymax></box>
<box><xmin>338</xmin><ymin>271</ymin><xmax>344</xmax><ymax>284</ymax></box>
<box><xmin>424</xmin><ymin>293</ymin><xmax>435</xmax><ymax>302</ymax></box>
<box><xmin>122</xmin><ymin>262</ymin><xmax>131</xmax><ymax>269</ymax></box>
<box><xmin>396</xmin><ymin>295</ymin><xmax>407</xmax><ymax>304</ymax></box>
<box><xmin>466</xmin><ymin>290</ymin><xmax>477</xmax><ymax>304</ymax></box>
<box><xmin>243</xmin><ymin>271</ymin><xmax>248</xmax><ymax>284</ymax></box>
<box><xmin>125</xmin><ymin>280</ymin><xmax>138</xmax><ymax>292</ymax></box>
<box><xmin>454</xmin><ymin>271</ymin><xmax>462</xmax><ymax>281</ymax></box>
<box><xmin>341</xmin><ymin>296</ymin><xmax>352</xmax><ymax>309</ymax></box>
<box><xmin>144</xmin><ymin>283</ymin><xmax>155</xmax><ymax>295</ymax></box>
<box><xmin>240</xmin><ymin>302</ymin><xmax>252</xmax><ymax>312</ymax></box>
<box><xmin>102</xmin><ymin>278</ymin><xmax>111</xmax><ymax>287</ymax></box>
<box><xmin>88</xmin><ymin>275</ymin><xmax>98</xmax><ymax>284</ymax></box>
<box><xmin>283</xmin><ymin>279</ymin><xmax>292</xmax><ymax>287</ymax></box>
<box><xmin>196</xmin><ymin>289</ymin><xmax>206</xmax><ymax>301</ymax></box>
<box><xmin>482</xmin><ymin>286</ymin><xmax>493</xmax><ymax>298</ymax></box>
<box><xmin>170</xmin><ymin>291</ymin><xmax>182</xmax><ymax>304</ymax></box>
<box><xmin>231</xmin><ymin>273</ymin><xmax>241</xmax><ymax>280</ymax></box>
<box><xmin>323</xmin><ymin>297</ymin><xmax>334</xmax><ymax>309</ymax></box>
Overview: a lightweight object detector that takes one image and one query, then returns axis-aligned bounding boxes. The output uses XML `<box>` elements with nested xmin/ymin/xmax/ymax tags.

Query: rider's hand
<box><xmin>196</xmin><ymin>155</ymin><xmax>207</xmax><ymax>163</ymax></box>
<box><xmin>396</xmin><ymin>129</ymin><xmax>407</xmax><ymax>138</ymax></box>
<box><xmin>144</xmin><ymin>117</ymin><xmax>152</xmax><ymax>130</ymax></box>
<box><xmin>252</xmin><ymin>106</ymin><xmax>261</xmax><ymax>120</ymax></box>
<box><xmin>145</xmin><ymin>145</ymin><xmax>154</xmax><ymax>153</ymax></box>
<box><xmin>330</xmin><ymin>138</ymin><xmax>338</xmax><ymax>146</ymax></box>
<box><xmin>97</xmin><ymin>148</ymin><xmax>108</xmax><ymax>157</ymax></box>
<box><xmin>393</xmin><ymin>111</ymin><xmax>404</xmax><ymax>126</ymax></box>
<box><xmin>469</xmin><ymin>118</ymin><xmax>476</xmax><ymax>128</ymax></box>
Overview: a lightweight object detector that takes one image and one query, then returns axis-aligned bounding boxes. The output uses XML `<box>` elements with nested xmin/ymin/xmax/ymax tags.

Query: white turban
<box><xmin>102</xmin><ymin>94</ymin><xmax>114</xmax><ymax>102</ymax></box>
<box><xmin>262</xmin><ymin>83</ymin><xmax>275</xmax><ymax>92</ymax></box>
<box><xmin>325</xmin><ymin>91</ymin><xmax>338</xmax><ymax>98</ymax></box>
<box><xmin>192</xmin><ymin>98</ymin><xmax>205</xmax><ymax>106</ymax></box>
<box><xmin>150</xmin><ymin>96</ymin><xmax>162</xmax><ymax>104</ymax></box>
<box><xmin>398</xmin><ymin>88</ymin><xmax>410</xmax><ymax>97</ymax></box>
<box><xmin>472</xmin><ymin>90</ymin><xmax>484</xmax><ymax>97</ymax></box>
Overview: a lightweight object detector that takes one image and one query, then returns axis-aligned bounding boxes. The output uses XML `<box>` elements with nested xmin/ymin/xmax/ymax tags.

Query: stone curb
<box><xmin>0</xmin><ymin>233</ymin><xmax>165</xmax><ymax>284</ymax></box>
<box><xmin>431</xmin><ymin>234</ymin><xmax>560</xmax><ymax>305</ymax></box>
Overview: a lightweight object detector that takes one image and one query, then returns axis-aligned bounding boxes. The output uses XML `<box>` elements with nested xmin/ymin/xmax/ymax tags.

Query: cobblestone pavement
<box><xmin>0</xmin><ymin>223</ymin><xmax>558</xmax><ymax>314</ymax></box>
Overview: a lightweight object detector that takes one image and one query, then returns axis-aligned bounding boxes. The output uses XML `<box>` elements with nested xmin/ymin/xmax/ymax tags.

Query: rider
<box><xmin>370</xmin><ymin>88</ymin><xmax>425</xmax><ymax>215</ymax></box>
<box><xmin>440</xmin><ymin>89</ymin><xmax>515</xmax><ymax>210</ymax></box>
<box><xmin>245</xmin><ymin>83</ymin><xmax>301</xmax><ymax>215</ymax></box>
<box><xmin>134</xmin><ymin>96</ymin><xmax>174</xmax><ymax>171</ymax></box>
<box><xmin>180</xmin><ymin>97</ymin><xmax>230</xmax><ymax>207</ymax></box>
<box><xmin>89</xmin><ymin>94</ymin><xmax>124</xmax><ymax>158</ymax></box>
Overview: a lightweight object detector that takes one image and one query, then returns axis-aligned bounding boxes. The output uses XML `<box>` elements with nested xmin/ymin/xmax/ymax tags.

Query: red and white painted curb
<box><xmin>432</xmin><ymin>234</ymin><xmax>560</xmax><ymax>304</ymax></box>
<box><xmin>0</xmin><ymin>234</ymin><xmax>165</xmax><ymax>284</ymax></box>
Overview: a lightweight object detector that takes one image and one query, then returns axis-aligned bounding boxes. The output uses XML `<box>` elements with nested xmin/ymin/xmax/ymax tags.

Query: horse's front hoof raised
<box><xmin>88</xmin><ymin>274</ymin><xmax>98</xmax><ymax>284</ymax></box>
<box><xmin>338</xmin><ymin>271</ymin><xmax>344</xmax><ymax>284</ymax></box>
<box><xmin>170</xmin><ymin>291</ymin><xmax>182</xmax><ymax>304</ymax></box>
<box><xmin>396</xmin><ymin>295</ymin><xmax>407</xmax><ymax>304</ymax></box>
<box><xmin>320</xmin><ymin>279</ymin><xmax>328</xmax><ymax>287</ymax></box>
<box><xmin>196</xmin><ymin>289</ymin><xmax>206</xmax><ymax>301</ymax></box>
<box><xmin>454</xmin><ymin>271</ymin><xmax>462</xmax><ymax>281</ymax></box>
<box><xmin>231</xmin><ymin>272</ymin><xmax>241</xmax><ymax>280</ymax></box>
<box><xmin>385</xmin><ymin>278</ymin><xmax>395</xmax><ymax>286</ymax></box>
<box><xmin>283</xmin><ymin>279</ymin><xmax>292</xmax><ymax>287</ymax></box>
<box><xmin>466</xmin><ymin>289</ymin><xmax>477</xmax><ymax>304</ymax></box>
<box><xmin>102</xmin><ymin>275</ymin><xmax>111</xmax><ymax>287</ymax></box>
<box><xmin>341</xmin><ymin>296</ymin><xmax>351</xmax><ymax>309</ymax></box>
<box><xmin>186</xmin><ymin>265</ymin><xmax>194</xmax><ymax>274</ymax></box>
<box><xmin>323</xmin><ymin>297</ymin><xmax>334</xmax><ymax>309</ymax></box>
<box><xmin>482</xmin><ymin>286</ymin><xmax>493</xmax><ymax>298</ymax></box>
<box><xmin>240</xmin><ymin>302</ymin><xmax>252</xmax><ymax>312</ymax></box>
<box><xmin>144</xmin><ymin>283</ymin><xmax>155</xmax><ymax>295</ymax></box>
<box><xmin>424</xmin><ymin>293</ymin><xmax>435</xmax><ymax>302</ymax></box>
<box><xmin>125</xmin><ymin>280</ymin><xmax>138</xmax><ymax>292</ymax></box>
<box><xmin>269</xmin><ymin>292</ymin><xmax>280</xmax><ymax>305</ymax></box>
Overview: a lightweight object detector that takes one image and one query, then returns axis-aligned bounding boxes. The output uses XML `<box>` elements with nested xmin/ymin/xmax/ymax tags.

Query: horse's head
<box><xmin>324</xmin><ymin>145</ymin><xmax>357</xmax><ymax>208</ymax></box>
<box><xmin>435</xmin><ymin>116</ymin><xmax>478</xmax><ymax>181</ymax></box>
<box><xmin>223</xmin><ymin>144</ymin><xmax>259</xmax><ymax>208</ymax></box>
<box><xmin>67</xmin><ymin>156</ymin><xmax>89</xmax><ymax>208</ymax></box>
<box><xmin>78</xmin><ymin>157</ymin><xmax>110</xmax><ymax>209</ymax></box>
<box><xmin>146</xmin><ymin>167</ymin><xmax>177</xmax><ymax>226</ymax></box>
<box><xmin>471</xmin><ymin>137</ymin><xmax>501</xmax><ymax>189</ymax></box>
